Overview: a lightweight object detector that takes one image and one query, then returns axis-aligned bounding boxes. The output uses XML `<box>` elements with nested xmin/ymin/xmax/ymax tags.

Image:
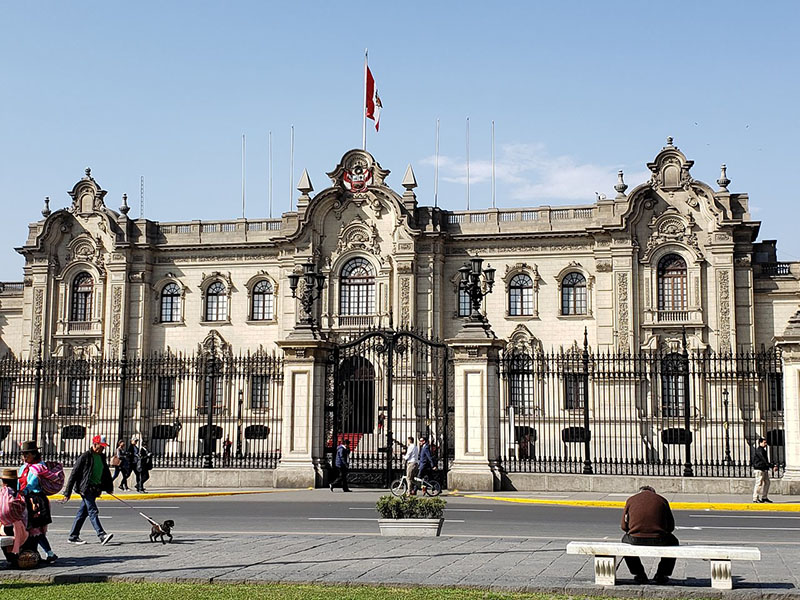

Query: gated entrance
<box><xmin>324</xmin><ymin>329</ymin><xmax>451</xmax><ymax>488</ymax></box>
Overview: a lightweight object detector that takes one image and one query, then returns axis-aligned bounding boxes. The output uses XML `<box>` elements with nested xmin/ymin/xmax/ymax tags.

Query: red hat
<box><xmin>92</xmin><ymin>435</ymin><xmax>109</xmax><ymax>447</ymax></box>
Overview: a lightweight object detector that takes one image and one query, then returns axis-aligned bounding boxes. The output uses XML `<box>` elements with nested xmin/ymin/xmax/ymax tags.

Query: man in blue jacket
<box><xmin>330</xmin><ymin>439</ymin><xmax>351</xmax><ymax>492</ymax></box>
<box><xmin>418</xmin><ymin>436</ymin><xmax>435</xmax><ymax>488</ymax></box>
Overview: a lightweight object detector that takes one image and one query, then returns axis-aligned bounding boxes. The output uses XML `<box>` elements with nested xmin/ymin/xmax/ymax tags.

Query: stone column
<box><xmin>445</xmin><ymin>335</ymin><xmax>505</xmax><ymax>491</ymax></box>
<box><xmin>775</xmin><ymin>310</ymin><xmax>800</xmax><ymax>493</ymax></box>
<box><xmin>273</xmin><ymin>339</ymin><xmax>332</xmax><ymax>488</ymax></box>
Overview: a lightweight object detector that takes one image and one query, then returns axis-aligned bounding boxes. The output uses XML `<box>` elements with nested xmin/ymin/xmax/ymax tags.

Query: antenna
<box><xmin>241</xmin><ymin>134</ymin><xmax>246</xmax><ymax>219</ymax></box>
<box><xmin>268</xmin><ymin>130</ymin><xmax>273</xmax><ymax>218</ymax></box>
<box><xmin>289</xmin><ymin>125</ymin><xmax>295</xmax><ymax>212</ymax></box>
<box><xmin>434</xmin><ymin>118</ymin><xmax>440</xmax><ymax>208</ymax></box>
<box><xmin>491</xmin><ymin>120</ymin><xmax>496</xmax><ymax>209</ymax></box>
<box><xmin>139</xmin><ymin>176</ymin><xmax>145</xmax><ymax>218</ymax></box>
<box><xmin>466</xmin><ymin>116</ymin><xmax>470</xmax><ymax>211</ymax></box>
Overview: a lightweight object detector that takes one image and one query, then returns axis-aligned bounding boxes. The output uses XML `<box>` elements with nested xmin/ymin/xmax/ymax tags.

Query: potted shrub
<box><xmin>375</xmin><ymin>494</ymin><xmax>446</xmax><ymax>537</ymax></box>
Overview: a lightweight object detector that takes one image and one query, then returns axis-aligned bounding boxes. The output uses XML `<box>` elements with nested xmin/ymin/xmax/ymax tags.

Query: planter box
<box><xmin>378</xmin><ymin>518</ymin><xmax>444</xmax><ymax>537</ymax></box>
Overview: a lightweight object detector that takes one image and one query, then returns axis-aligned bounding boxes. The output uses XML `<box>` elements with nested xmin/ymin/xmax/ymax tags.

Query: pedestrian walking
<box><xmin>403</xmin><ymin>436</ymin><xmax>419</xmax><ymax>494</ymax></box>
<box><xmin>18</xmin><ymin>440</ymin><xmax>57</xmax><ymax>563</ymax></box>
<box><xmin>62</xmin><ymin>435</ymin><xmax>114</xmax><ymax>546</ymax></box>
<box><xmin>111</xmin><ymin>440</ymin><xmax>131</xmax><ymax>491</ymax></box>
<box><xmin>1</xmin><ymin>467</ymin><xmax>40</xmax><ymax>568</ymax></box>
<box><xmin>329</xmin><ymin>439</ymin><xmax>351</xmax><ymax>492</ymax></box>
<box><xmin>128</xmin><ymin>438</ymin><xmax>143</xmax><ymax>492</ymax></box>
<box><xmin>752</xmin><ymin>437</ymin><xmax>776</xmax><ymax>503</ymax></box>
<box><xmin>620</xmin><ymin>485</ymin><xmax>679</xmax><ymax>585</ymax></box>
<box><xmin>137</xmin><ymin>442</ymin><xmax>153</xmax><ymax>493</ymax></box>
<box><xmin>222</xmin><ymin>435</ymin><xmax>233</xmax><ymax>467</ymax></box>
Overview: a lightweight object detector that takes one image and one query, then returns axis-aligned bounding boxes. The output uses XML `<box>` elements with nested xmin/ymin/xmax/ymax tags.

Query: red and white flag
<box><xmin>365</xmin><ymin>66</ymin><xmax>382</xmax><ymax>131</ymax></box>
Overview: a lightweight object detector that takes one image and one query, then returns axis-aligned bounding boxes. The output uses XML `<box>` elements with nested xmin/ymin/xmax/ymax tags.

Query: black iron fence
<box><xmin>0</xmin><ymin>349</ymin><xmax>284</xmax><ymax>469</ymax></box>
<box><xmin>500</xmin><ymin>344</ymin><xmax>784</xmax><ymax>477</ymax></box>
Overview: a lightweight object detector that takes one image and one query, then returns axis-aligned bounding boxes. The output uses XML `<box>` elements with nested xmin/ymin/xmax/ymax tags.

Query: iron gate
<box><xmin>324</xmin><ymin>329</ymin><xmax>451</xmax><ymax>488</ymax></box>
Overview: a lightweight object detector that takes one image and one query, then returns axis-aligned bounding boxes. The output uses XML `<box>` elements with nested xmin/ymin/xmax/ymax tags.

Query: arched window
<box><xmin>160</xmin><ymin>283</ymin><xmax>182</xmax><ymax>323</ymax></box>
<box><xmin>340</xmin><ymin>258</ymin><xmax>375</xmax><ymax>316</ymax></box>
<box><xmin>251</xmin><ymin>280</ymin><xmax>274</xmax><ymax>321</ymax></box>
<box><xmin>561</xmin><ymin>272</ymin><xmax>587</xmax><ymax>316</ymax></box>
<box><xmin>509</xmin><ymin>274</ymin><xmax>534</xmax><ymax>316</ymax></box>
<box><xmin>658</xmin><ymin>254</ymin><xmax>687</xmax><ymax>311</ymax></box>
<box><xmin>71</xmin><ymin>273</ymin><xmax>93</xmax><ymax>322</ymax></box>
<box><xmin>457</xmin><ymin>288</ymin><xmax>471</xmax><ymax>317</ymax></box>
<box><xmin>204</xmin><ymin>281</ymin><xmax>227</xmax><ymax>322</ymax></box>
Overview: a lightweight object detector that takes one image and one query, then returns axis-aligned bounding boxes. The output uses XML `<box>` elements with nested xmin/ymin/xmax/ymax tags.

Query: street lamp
<box><xmin>288</xmin><ymin>261</ymin><xmax>326</xmax><ymax>330</ymax></box>
<box><xmin>458</xmin><ymin>256</ymin><xmax>495</xmax><ymax>324</ymax></box>
<box><xmin>722</xmin><ymin>388</ymin><xmax>732</xmax><ymax>466</ymax></box>
<box><xmin>236</xmin><ymin>389</ymin><xmax>244</xmax><ymax>460</ymax></box>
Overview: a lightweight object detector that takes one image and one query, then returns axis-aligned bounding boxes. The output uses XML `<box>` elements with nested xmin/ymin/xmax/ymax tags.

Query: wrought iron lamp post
<box><xmin>236</xmin><ymin>389</ymin><xmax>244</xmax><ymax>460</ymax></box>
<box><xmin>722</xmin><ymin>388</ymin><xmax>732</xmax><ymax>466</ymax></box>
<box><xmin>458</xmin><ymin>256</ymin><xmax>495</xmax><ymax>328</ymax></box>
<box><xmin>288</xmin><ymin>261</ymin><xmax>326</xmax><ymax>331</ymax></box>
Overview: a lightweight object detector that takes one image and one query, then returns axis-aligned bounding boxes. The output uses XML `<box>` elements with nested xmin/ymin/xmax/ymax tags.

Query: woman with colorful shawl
<box><xmin>0</xmin><ymin>467</ymin><xmax>33</xmax><ymax>567</ymax></box>
<box><xmin>18</xmin><ymin>440</ymin><xmax>57</xmax><ymax>563</ymax></box>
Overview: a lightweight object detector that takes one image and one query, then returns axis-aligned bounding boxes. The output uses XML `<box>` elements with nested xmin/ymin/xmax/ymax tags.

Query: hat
<box><xmin>20</xmin><ymin>440</ymin><xmax>39</xmax><ymax>453</ymax></box>
<box><xmin>92</xmin><ymin>434</ymin><xmax>109</xmax><ymax>447</ymax></box>
<box><xmin>1</xmin><ymin>467</ymin><xmax>18</xmax><ymax>480</ymax></box>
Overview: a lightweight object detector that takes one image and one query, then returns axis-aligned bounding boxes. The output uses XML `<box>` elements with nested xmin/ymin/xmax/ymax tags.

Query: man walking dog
<box><xmin>62</xmin><ymin>435</ymin><xmax>114</xmax><ymax>545</ymax></box>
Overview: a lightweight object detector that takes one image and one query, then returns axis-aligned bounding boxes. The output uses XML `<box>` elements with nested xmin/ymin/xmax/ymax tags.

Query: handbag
<box><xmin>111</xmin><ymin>455</ymin><xmax>121</xmax><ymax>467</ymax></box>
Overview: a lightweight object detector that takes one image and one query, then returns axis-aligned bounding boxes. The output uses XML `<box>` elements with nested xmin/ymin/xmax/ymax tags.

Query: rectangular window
<box><xmin>564</xmin><ymin>374</ymin><xmax>585</xmax><ymax>410</ymax></box>
<box><xmin>768</xmin><ymin>373</ymin><xmax>784</xmax><ymax>412</ymax></box>
<box><xmin>660</xmin><ymin>373</ymin><xmax>685</xmax><ymax>417</ymax></box>
<box><xmin>200</xmin><ymin>377</ymin><xmax>224</xmax><ymax>415</ymax></box>
<box><xmin>0</xmin><ymin>378</ymin><xmax>13</xmax><ymax>411</ymax></box>
<box><xmin>251</xmin><ymin>375</ymin><xmax>270</xmax><ymax>410</ymax></box>
<box><xmin>158</xmin><ymin>377</ymin><xmax>176</xmax><ymax>410</ymax></box>
<box><xmin>458</xmin><ymin>288</ymin><xmax>471</xmax><ymax>317</ymax></box>
<box><xmin>67</xmin><ymin>378</ymin><xmax>90</xmax><ymax>416</ymax></box>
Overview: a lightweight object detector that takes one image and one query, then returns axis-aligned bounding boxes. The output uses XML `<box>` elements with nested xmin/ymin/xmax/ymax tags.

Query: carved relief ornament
<box><xmin>642</xmin><ymin>208</ymin><xmax>703</xmax><ymax>262</ymax></box>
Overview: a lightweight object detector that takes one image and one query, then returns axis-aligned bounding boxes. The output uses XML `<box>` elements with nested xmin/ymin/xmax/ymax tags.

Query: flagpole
<box><xmin>491</xmin><ymin>120</ymin><xmax>496</xmax><ymax>209</ymax></box>
<box><xmin>362</xmin><ymin>48</ymin><xmax>368</xmax><ymax>150</ymax></box>
<box><xmin>289</xmin><ymin>125</ymin><xmax>294</xmax><ymax>212</ymax></box>
<box><xmin>268</xmin><ymin>130</ymin><xmax>273</xmax><ymax>219</ymax></box>
<box><xmin>466</xmin><ymin>116</ymin><xmax>470</xmax><ymax>211</ymax></box>
<box><xmin>241</xmin><ymin>134</ymin><xmax>246</xmax><ymax>219</ymax></box>
<box><xmin>434</xmin><ymin>118</ymin><xmax>440</xmax><ymax>209</ymax></box>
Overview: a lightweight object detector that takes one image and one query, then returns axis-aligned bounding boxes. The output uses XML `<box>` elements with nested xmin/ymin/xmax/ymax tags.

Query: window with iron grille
<box><xmin>200</xmin><ymin>376</ymin><xmax>224</xmax><ymax>415</ymax></box>
<box><xmin>507</xmin><ymin>354</ymin><xmax>535</xmax><ymax>415</ymax></box>
<box><xmin>251</xmin><ymin>280</ymin><xmax>274</xmax><ymax>320</ymax></box>
<box><xmin>71</xmin><ymin>272</ymin><xmax>93</xmax><ymax>321</ymax></box>
<box><xmin>158</xmin><ymin>376</ymin><xmax>176</xmax><ymax>410</ymax></box>
<box><xmin>561</xmin><ymin>272</ymin><xmax>587</xmax><ymax>315</ymax></box>
<box><xmin>67</xmin><ymin>378</ymin><xmax>90</xmax><ymax>416</ymax></box>
<box><xmin>564</xmin><ymin>373</ymin><xmax>585</xmax><ymax>410</ymax></box>
<box><xmin>160</xmin><ymin>283</ymin><xmax>182</xmax><ymax>323</ymax></box>
<box><xmin>204</xmin><ymin>281</ymin><xmax>227</xmax><ymax>321</ymax></box>
<box><xmin>251</xmin><ymin>375</ymin><xmax>271</xmax><ymax>410</ymax></box>
<box><xmin>0</xmin><ymin>378</ymin><xmax>13</xmax><ymax>411</ymax></box>
<box><xmin>660</xmin><ymin>353</ymin><xmax>686</xmax><ymax>417</ymax></box>
<box><xmin>340</xmin><ymin>258</ymin><xmax>375</xmax><ymax>315</ymax></box>
<box><xmin>458</xmin><ymin>287</ymin><xmax>471</xmax><ymax>317</ymax></box>
<box><xmin>658</xmin><ymin>254</ymin><xmax>687</xmax><ymax>311</ymax></box>
<box><xmin>768</xmin><ymin>373</ymin><xmax>784</xmax><ymax>412</ymax></box>
<box><xmin>509</xmin><ymin>273</ymin><xmax>534</xmax><ymax>316</ymax></box>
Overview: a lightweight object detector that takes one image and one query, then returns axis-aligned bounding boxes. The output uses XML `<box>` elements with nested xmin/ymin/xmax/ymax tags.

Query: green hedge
<box><xmin>375</xmin><ymin>494</ymin><xmax>446</xmax><ymax>519</ymax></box>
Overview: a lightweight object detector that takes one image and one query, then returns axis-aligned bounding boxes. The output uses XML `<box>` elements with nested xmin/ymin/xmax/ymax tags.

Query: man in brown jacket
<box><xmin>621</xmin><ymin>485</ymin><xmax>679</xmax><ymax>584</ymax></box>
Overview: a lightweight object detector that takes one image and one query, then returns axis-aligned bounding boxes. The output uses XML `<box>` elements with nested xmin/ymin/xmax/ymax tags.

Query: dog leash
<box><xmin>107</xmin><ymin>492</ymin><xmax>161</xmax><ymax>527</ymax></box>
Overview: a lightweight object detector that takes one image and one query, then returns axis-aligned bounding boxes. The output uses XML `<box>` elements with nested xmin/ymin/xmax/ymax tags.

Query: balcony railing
<box><xmin>0</xmin><ymin>282</ymin><xmax>24</xmax><ymax>295</ymax></box>
<box><xmin>657</xmin><ymin>310</ymin><xmax>690</xmax><ymax>322</ymax></box>
<box><xmin>336</xmin><ymin>315</ymin><xmax>376</xmax><ymax>329</ymax></box>
<box><xmin>760</xmin><ymin>262</ymin><xmax>792</xmax><ymax>276</ymax></box>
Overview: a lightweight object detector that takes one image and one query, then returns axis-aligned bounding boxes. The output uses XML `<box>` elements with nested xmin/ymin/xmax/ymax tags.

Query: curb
<box><xmin>50</xmin><ymin>488</ymin><xmax>310</xmax><ymax>501</ymax></box>
<box><xmin>459</xmin><ymin>493</ymin><xmax>800</xmax><ymax>512</ymax></box>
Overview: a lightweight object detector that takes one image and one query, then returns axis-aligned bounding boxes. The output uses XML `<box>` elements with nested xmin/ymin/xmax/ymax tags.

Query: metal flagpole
<box><xmin>362</xmin><ymin>49</ymin><xmax>368</xmax><ymax>150</ymax></box>
<box><xmin>466</xmin><ymin>116</ymin><xmax>470</xmax><ymax>211</ymax></box>
<box><xmin>241</xmin><ymin>134</ymin><xmax>246</xmax><ymax>219</ymax></box>
<box><xmin>289</xmin><ymin>125</ymin><xmax>294</xmax><ymax>211</ymax></box>
<box><xmin>268</xmin><ymin>131</ymin><xmax>273</xmax><ymax>218</ymax></box>
<box><xmin>491</xmin><ymin>120</ymin><xmax>496</xmax><ymax>209</ymax></box>
<box><xmin>434</xmin><ymin>118</ymin><xmax>440</xmax><ymax>208</ymax></box>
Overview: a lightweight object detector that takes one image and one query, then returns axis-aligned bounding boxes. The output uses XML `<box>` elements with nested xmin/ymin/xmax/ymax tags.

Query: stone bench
<box><xmin>566</xmin><ymin>541</ymin><xmax>761</xmax><ymax>589</ymax></box>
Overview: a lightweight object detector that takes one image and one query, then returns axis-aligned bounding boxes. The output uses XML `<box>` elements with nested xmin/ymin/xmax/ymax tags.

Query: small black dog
<box><xmin>149</xmin><ymin>519</ymin><xmax>175</xmax><ymax>544</ymax></box>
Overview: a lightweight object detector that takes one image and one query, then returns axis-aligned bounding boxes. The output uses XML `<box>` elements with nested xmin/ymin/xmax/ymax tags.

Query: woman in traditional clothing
<box><xmin>18</xmin><ymin>441</ymin><xmax>57</xmax><ymax>563</ymax></box>
<box><xmin>0</xmin><ymin>467</ymin><xmax>36</xmax><ymax>568</ymax></box>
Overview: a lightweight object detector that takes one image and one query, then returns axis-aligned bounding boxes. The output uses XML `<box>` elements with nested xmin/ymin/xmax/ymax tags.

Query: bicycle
<box><xmin>390</xmin><ymin>472</ymin><xmax>442</xmax><ymax>497</ymax></box>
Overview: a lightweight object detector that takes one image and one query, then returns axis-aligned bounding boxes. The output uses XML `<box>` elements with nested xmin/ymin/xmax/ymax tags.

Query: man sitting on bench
<box><xmin>621</xmin><ymin>485</ymin><xmax>679</xmax><ymax>585</ymax></box>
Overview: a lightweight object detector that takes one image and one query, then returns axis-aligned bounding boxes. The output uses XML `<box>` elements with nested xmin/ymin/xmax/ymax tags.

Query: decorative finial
<box><xmin>84</xmin><ymin>167</ymin><xmax>92</xmax><ymax>179</ymax></box>
<box><xmin>614</xmin><ymin>170</ymin><xmax>628</xmax><ymax>198</ymax></box>
<box><xmin>120</xmin><ymin>193</ymin><xmax>130</xmax><ymax>215</ymax></box>
<box><xmin>666</xmin><ymin>136</ymin><xmax>674</xmax><ymax>146</ymax></box>
<box><xmin>402</xmin><ymin>164</ymin><xmax>418</xmax><ymax>190</ymax></box>
<box><xmin>717</xmin><ymin>164</ymin><xmax>730</xmax><ymax>191</ymax></box>
<box><xmin>297</xmin><ymin>169</ymin><xmax>313</xmax><ymax>196</ymax></box>
<box><xmin>41</xmin><ymin>196</ymin><xmax>51</xmax><ymax>218</ymax></box>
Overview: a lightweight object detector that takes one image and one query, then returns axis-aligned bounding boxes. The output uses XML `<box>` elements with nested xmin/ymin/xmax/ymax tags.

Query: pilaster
<box><xmin>775</xmin><ymin>311</ymin><xmax>800</xmax><ymax>491</ymax></box>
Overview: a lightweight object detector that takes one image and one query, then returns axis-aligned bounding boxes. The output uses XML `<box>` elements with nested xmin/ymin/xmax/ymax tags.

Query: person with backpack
<box><xmin>62</xmin><ymin>435</ymin><xmax>114</xmax><ymax>546</ymax></box>
<box><xmin>18</xmin><ymin>441</ymin><xmax>57</xmax><ymax>563</ymax></box>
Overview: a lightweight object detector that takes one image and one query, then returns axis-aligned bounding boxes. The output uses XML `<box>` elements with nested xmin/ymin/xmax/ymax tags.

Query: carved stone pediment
<box><xmin>336</xmin><ymin>215</ymin><xmax>381</xmax><ymax>256</ymax></box>
<box><xmin>642</xmin><ymin>208</ymin><xmax>703</xmax><ymax>262</ymax></box>
<box><xmin>506</xmin><ymin>324</ymin><xmax>543</xmax><ymax>355</ymax></box>
<box><xmin>199</xmin><ymin>330</ymin><xmax>232</xmax><ymax>361</ymax></box>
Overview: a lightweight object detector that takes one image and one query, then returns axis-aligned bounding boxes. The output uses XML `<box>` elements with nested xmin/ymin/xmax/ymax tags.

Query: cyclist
<box><xmin>403</xmin><ymin>437</ymin><xmax>419</xmax><ymax>495</ymax></box>
<box><xmin>418</xmin><ymin>436</ymin><xmax>435</xmax><ymax>492</ymax></box>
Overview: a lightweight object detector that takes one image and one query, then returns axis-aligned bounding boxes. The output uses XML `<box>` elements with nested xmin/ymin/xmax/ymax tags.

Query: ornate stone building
<box><xmin>1</xmin><ymin>138</ymin><xmax>799</xmax><ymax>490</ymax></box>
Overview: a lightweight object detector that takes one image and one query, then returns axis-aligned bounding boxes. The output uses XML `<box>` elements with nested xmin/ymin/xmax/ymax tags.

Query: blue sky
<box><xmin>1</xmin><ymin>1</ymin><xmax>798</xmax><ymax>280</ymax></box>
